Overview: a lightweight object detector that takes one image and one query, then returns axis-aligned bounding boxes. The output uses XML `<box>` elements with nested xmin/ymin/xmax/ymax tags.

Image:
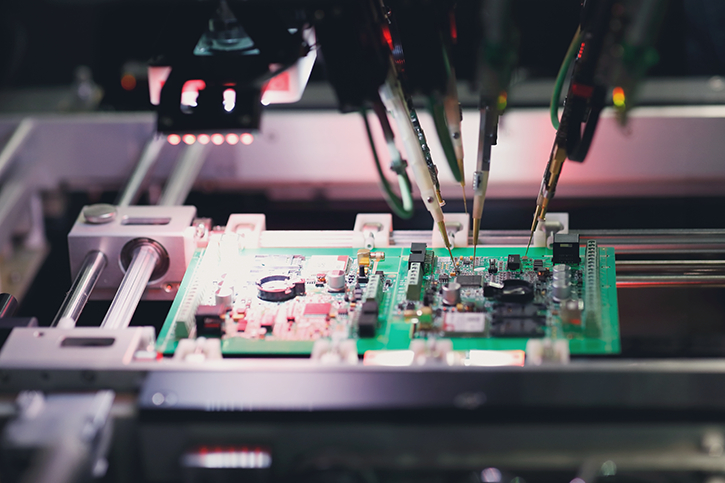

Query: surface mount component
<box><xmin>358</xmin><ymin>301</ymin><xmax>378</xmax><ymax>338</ymax></box>
<box><xmin>441</xmin><ymin>282</ymin><xmax>462</xmax><ymax>306</ymax></box>
<box><xmin>195</xmin><ymin>305</ymin><xmax>225</xmax><ymax>337</ymax></box>
<box><xmin>507</xmin><ymin>254</ymin><xmax>521</xmax><ymax>270</ymax></box>
<box><xmin>552</xmin><ymin>233</ymin><xmax>581</xmax><ymax>264</ymax></box>
<box><xmin>455</xmin><ymin>275</ymin><xmax>483</xmax><ymax>287</ymax></box>
<box><xmin>408</xmin><ymin>242</ymin><xmax>428</xmax><ymax>268</ymax></box>
<box><xmin>490</xmin><ymin>303</ymin><xmax>546</xmax><ymax>337</ymax></box>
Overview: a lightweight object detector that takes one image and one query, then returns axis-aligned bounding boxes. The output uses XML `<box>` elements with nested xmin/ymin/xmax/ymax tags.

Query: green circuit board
<box><xmin>156</xmin><ymin>234</ymin><xmax>619</xmax><ymax>357</ymax></box>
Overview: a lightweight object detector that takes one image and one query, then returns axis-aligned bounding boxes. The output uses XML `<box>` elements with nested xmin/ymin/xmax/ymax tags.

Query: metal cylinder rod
<box><xmin>52</xmin><ymin>251</ymin><xmax>107</xmax><ymax>328</ymax></box>
<box><xmin>0</xmin><ymin>119</ymin><xmax>34</xmax><ymax>181</ymax></box>
<box><xmin>116</xmin><ymin>136</ymin><xmax>166</xmax><ymax>207</ymax></box>
<box><xmin>101</xmin><ymin>245</ymin><xmax>160</xmax><ymax>330</ymax></box>
<box><xmin>158</xmin><ymin>142</ymin><xmax>209</xmax><ymax>206</ymax></box>
<box><xmin>98</xmin><ymin>140</ymin><xmax>206</xmax><ymax>329</ymax></box>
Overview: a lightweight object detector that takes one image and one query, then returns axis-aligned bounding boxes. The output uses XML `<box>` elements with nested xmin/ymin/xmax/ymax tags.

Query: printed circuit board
<box><xmin>156</xmin><ymin>233</ymin><xmax>619</xmax><ymax>357</ymax></box>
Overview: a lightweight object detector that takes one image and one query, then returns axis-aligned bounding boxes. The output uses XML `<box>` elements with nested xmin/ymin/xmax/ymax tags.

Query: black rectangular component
<box><xmin>195</xmin><ymin>305</ymin><xmax>225</xmax><ymax>337</ymax></box>
<box><xmin>553</xmin><ymin>233</ymin><xmax>581</xmax><ymax>264</ymax></box>
<box><xmin>358</xmin><ymin>301</ymin><xmax>379</xmax><ymax>338</ymax></box>
<box><xmin>358</xmin><ymin>314</ymin><xmax>377</xmax><ymax>337</ymax></box>
<box><xmin>409</xmin><ymin>253</ymin><xmax>425</xmax><ymax>264</ymax></box>
<box><xmin>533</xmin><ymin>259</ymin><xmax>544</xmax><ymax>270</ymax></box>
<box><xmin>409</xmin><ymin>242</ymin><xmax>427</xmax><ymax>254</ymax></box>
<box><xmin>455</xmin><ymin>275</ymin><xmax>482</xmax><ymax>287</ymax></box>
<box><xmin>361</xmin><ymin>301</ymin><xmax>379</xmax><ymax>315</ymax></box>
<box><xmin>409</xmin><ymin>242</ymin><xmax>429</xmax><ymax>269</ymax></box>
<box><xmin>507</xmin><ymin>254</ymin><xmax>521</xmax><ymax>270</ymax></box>
<box><xmin>490</xmin><ymin>303</ymin><xmax>546</xmax><ymax>337</ymax></box>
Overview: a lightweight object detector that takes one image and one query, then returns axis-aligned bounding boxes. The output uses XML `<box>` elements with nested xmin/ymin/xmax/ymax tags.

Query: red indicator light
<box><xmin>226</xmin><ymin>133</ymin><xmax>239</xmax><ymax>145</ymax></box>
<box><xmin>211</xmin><ymin>134</ymin><xmax>224</xmax><ymax>146</ymax></box>
<box><xmin>571</xmin><ymin>83</ymin><xmax>594</xmax><ymax>98</ymax></box>
<box><xmin>197</xmin><ymin>134</ymin><xmax>210</xmax><ymax>145</ymax></box>
<box><xmin>121</xmin><ymin>74</ymin><xmax>136</xmax><ymax>91</ymax></box>
<box><xmin>167</xmin><ymin>134</ymin><xmax>181</xmax><ymax>145</ymax></box>
<box><xmin>449</xmin><ymin>11</ymin><xmax>458</xmax><ymax>42</ymax></box>
<box><xmin>240</xmin><ymin>133</ymin><xmax>254</xmax><ymax>145</ymax></box>
<box><xmin>382</xmin><ymin>24</ymin><xmax>394</xmax><ymax>51</ymax></box>
<box><xmin>182</xmin><ymin>134</ymin><xmax>196</xmax><ymax>145</ymax></box>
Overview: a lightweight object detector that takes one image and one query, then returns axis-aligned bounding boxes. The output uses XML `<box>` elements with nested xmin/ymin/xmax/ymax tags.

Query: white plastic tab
<box><xmin>432</xmin><ymin>213</ymin><xmax>469</xmax><ymax>248</ymax></box>
<box><xmin>525</xmin><ymin>338</ymin><xmax>570</xmax><ymax>365</ymax></box>
<box><xmin>353</xmin><ymin>214</ymin><xmax>393</xmax><ymax>249</ymax></box>
<box><xmin>225</xmin><ymin>214</ymin><xmax>266</xmax><ymax>248</ymax></box>
<box><xmin>532</xmin><ymin>212</ymin><xmax>570</xmax><ymax>248</ymax></box>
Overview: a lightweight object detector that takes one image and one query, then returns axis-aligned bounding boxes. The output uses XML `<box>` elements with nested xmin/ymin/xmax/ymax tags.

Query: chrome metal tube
<box><xmin>0</xmin><ymin>119</ymin><xmax>34</xmax><ymax>180</ymax></box>
<box><xmin>158</xmin><ymin>142</ymin><xmax>208</xmax><ymax>206</ymax></box>
<box><xmin>116</xmin><ymin>136</ymin><xmax>165</xmax><ymax>207</ymax></box>
<box><xmin>101</xmin><ymin>245</ymin><xmax>159</xmax><ymax>330</ymax></box>
<box><xmin>52</xmin><ymin>251</ymin><xmax>107</xmax><ymax>328</ymax></box>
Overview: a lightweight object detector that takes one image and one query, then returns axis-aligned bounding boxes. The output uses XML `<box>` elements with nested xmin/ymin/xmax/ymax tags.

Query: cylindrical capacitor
<box><xmin>552</xmin><ymin>264</ymin><xmax>571</xmax><ymax>284</ymax></box>
<box><xmin>327</xmin><ymin>270</ymin><xmax>346</xmax><ymax>292</ymax></box>
<box><xmin>551</xmin><ymin>279</ymin><xmax>571</xmax><ymax>301</ymax></box>
<box><xmin>441</xmin><ymin>282</ymin><xmax>461</xmax><ymax>306</ymax></box>
<box><xmin>215</xmin><ymin>286</ymin><xmax>234</xmax><ymax>309</ymax></box>
<box><xmin>552</xmin><ymin>264</ymin><xmax>570</xmax><ymax>276</ymax></box>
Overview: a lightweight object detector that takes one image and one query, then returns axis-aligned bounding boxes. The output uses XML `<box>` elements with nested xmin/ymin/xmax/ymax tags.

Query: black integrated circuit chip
<box><xmin>507</xmin><ymin>254</ymin><xmax>521</xmax><ymax>270</ymax></box>
<box><xmin>455</xmin><ymin>274</ymin><xmax>483</xmax><ymax>287</ymax></box>
<box><xmin>489</xmin><ymin>303</ymin><xmax>546</xmax><ymax>337</ymax></box>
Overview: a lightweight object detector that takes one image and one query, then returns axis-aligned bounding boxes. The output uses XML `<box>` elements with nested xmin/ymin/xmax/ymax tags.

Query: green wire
<box><xmin>361</xmin><ymin>110</ymin><xmax>414</xmax><ymax>219</ymax></box>
<box><xmin>429</xmin><ymin>98</ymin><xmax>462</xmax><ymax>182</ymax></box>
<box><xmin>550</xmin><ymin>26</ymin><xmax>582</xmax><ymax>130</ymax></box>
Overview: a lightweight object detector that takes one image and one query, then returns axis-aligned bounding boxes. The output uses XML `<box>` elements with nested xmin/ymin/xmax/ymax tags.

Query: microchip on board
<box><xmin>455</xmin><ymin>274</ymin><xmax>483</xmax><ymax>287</ymax></box>
<box><xmin>303</xmin><ymin>303</ymin><xmax>332</xmax><ymax>316</ymax></box>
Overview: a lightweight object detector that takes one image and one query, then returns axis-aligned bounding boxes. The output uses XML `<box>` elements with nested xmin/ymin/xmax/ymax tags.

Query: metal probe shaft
<box><xmin>380</xmin><ymin>76</ymin><xmax>456</xmax><ymax>265</ymax></box>
<box><xmin>52</xmin><ymin>250</ymin><xmax>107</xmax><ymax>328</ymax></box>
<box><xmin>472</xmin><ymin>103</ymin><xmax>498</xmax><ymax>263</ymax></box>
<box><xmin>443</xmin><ymin>73</ymin><xmax>467</xmax><ymax>214</ymax></box>
<box><xmin>526</xmin><ymin>142</ymin><xmax>567</xmax><ymax>254</ymax></box>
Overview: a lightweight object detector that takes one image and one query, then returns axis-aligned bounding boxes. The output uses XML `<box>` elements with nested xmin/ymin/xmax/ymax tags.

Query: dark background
<box><xmin>1</xmin><ymin>0</ymin><xmax>723</xmax><ymax>109</ymax></box>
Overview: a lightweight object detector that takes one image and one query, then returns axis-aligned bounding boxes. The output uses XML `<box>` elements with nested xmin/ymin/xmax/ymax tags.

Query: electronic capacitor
<box><xmin>441</xmin><ymin>282</ymin><xmax>462</xmax><ymax>306</ymax></box>
<box><xmin>327</xmin><ymin>270</ymin><xmax>346</xmax><ymax>292</ymax></box>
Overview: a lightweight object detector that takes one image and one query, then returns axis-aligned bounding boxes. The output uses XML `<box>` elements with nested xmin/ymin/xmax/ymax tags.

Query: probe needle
<box><xmin>472</xmin><ymin>104</ymin><xmax>497</xmax><ymax>264</ymax></box>
<box><xmin>380</xmin><ymin>76</ymin><xmax>456</xmax><ymax>266</ymax></box>
<box><xmin>525</xmin><ymin>142</ymin><xmax>567</xmax><ymax>256</ymax></box>
<box><xmin>444</xmin><ymin>74</ymin><xmax>467</xmax><ymax>215</ymax></box>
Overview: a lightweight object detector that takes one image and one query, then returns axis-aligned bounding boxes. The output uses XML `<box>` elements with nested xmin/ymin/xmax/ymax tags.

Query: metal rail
<box><xmin>116</xmin><ymin>136</ymin><xmax>165</xmax><ymax>207</ymax></box>
<box><xmin>0</xmin><ymin>119</ymin><xmax>33</xmax><ymax>180</ymax></box>
<box><xmin>101</xmin><ymin>144</ymin><xmax>207</xmax><ymax>329</ymax></box>
<box><xmin>158</xmin><ymin>142</ymin><xmax>208</xmax><ymax>206</ymax></box>
<box><xmin>52</xmin><ymin>251</ymin><xmax>107</xmax><ymax>328</ymax></box>
<box><xmin>100</xmin><ymin>245</ymin><xmax>160</xmax><ymax>330</ymax></box>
